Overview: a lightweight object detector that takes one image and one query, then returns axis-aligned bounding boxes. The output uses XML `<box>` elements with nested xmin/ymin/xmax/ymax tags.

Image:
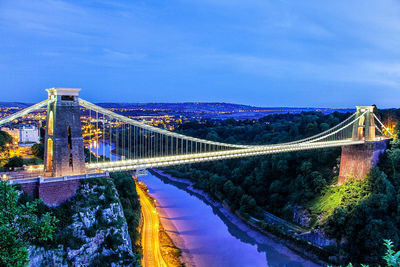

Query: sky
<box><xmin>0</xmin><ymin>0</ymin><xmax>399</xmax><ymax>108</ymax></box>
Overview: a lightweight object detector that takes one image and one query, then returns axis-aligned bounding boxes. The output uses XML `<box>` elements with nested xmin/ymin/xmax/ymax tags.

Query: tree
<box><xmin>0</xmin><ymin>181</ymin><xmax>57</xmax><ymax>266</ymax></box>
<box><xmin>338</xmin><ymin>239</ymin><xmax>400</xmax><ymax>267</ymax></box>
<box><xmin>305</xmin><ymin>122</ymin><xmax>318</xmax><ymax>136</ymax></box>
<box><xmin>319</xmin><ymin>122</ymin><xmax>330</xmax><ymax>132</ymax></box>
<box><xmin>0</xmin><ymin>131</ymin><xmax>12</xmax><ymax>149</ymax></box>
<box><xmin>324</xmin><ymin>207</ymin><xmax>348</xmax><ymax>239</ymax></box>
<box><xmin>4</xmin><ymin>157</ymin><xmax>24</xmax><ymax>171</ymax></box>
<box><xmin>223</xmin><ymin>180</ymin><xmax>235</xmax><ymax>201</ymax></box>
<box><xmin>31</xmin><ymin>143</ymin><xmax>44</xmax><ymax>160</ymax></box>
<box><xmin>209</xmin><ymin>174</ymin><xmax>227</xmax><ymax>196</ymax></box>
<box><xmin>206</xmin><ymin>130</ymin><xmax>219</xmax><ymax>142</ymax></box>
<box><xmin>387</xmin><ymin>149</ymin><xmax>400</xmax><ymax>178</ymax></box>
<box><xmin>395</xmin><ymin>122</ymin><xmax>400</xmax><ymax>137</ymax></box>
<box><xmin>239</xmin><ymin>194</ymin><xmax>257</xmax><ymax>216</ymax></box>
<box><xmin>300</xmin><ymin>161</ymin><xmax>312</xmax><ymax>175</ymax></box>
<box><xmin>309</xmin><ymin>171</ymin><xmax>327</xmax><ymax>193</ymax></box>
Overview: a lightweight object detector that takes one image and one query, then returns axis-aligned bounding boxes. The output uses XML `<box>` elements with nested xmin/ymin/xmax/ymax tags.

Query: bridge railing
<box><xmin>6</xmin><ymin>171</ymin><xmax>109</xmax><ymax>185</ymax></box>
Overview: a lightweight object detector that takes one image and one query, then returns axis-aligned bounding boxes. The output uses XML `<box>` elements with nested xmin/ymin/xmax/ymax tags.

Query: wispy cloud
<box><xmin>0</xmin><ymin>0</ymin><xmax>398</xmax><ymax>107</ymax></box>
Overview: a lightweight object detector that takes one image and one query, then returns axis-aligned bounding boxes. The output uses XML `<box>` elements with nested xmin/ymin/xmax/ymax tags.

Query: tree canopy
<box><xmin>0</xmin><ymin>181</ymin><xmax>57</xmax><ymax>266</ymax></box>
<box><xmin>31</xmin><ymin>143</ymin><xmax>44</xmax><ymax>160</ymax></box>
<box><xmin>4</xmin><ymin>156</ymin><xmax>24</xmax><ymax>170</ymax></box>
<box><xmin>0</xmin><ymin>131</ymin><xmax>12</xmax><ymax>150</ymax></box>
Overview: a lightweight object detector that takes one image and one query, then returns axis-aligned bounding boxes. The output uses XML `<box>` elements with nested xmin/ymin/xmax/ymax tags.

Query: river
<box><xmin>139</xmin><ymin>172</ymin><xmax>320</xmax><ymax>267</ymax></box>
<box><xmin>88</xmin><ymin>141</ymin><xmax>121</xmax><ymax>160</ymax></box>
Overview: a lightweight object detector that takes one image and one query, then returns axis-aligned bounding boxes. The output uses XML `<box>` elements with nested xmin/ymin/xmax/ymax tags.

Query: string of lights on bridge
<box><xmin>0</xmin><ymin>97</ymin><xmax>393</xmax><ymax>175</ymax></box>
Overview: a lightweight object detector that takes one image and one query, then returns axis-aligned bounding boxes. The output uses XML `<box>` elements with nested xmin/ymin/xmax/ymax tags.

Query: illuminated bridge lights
<box><xmin>0</xmin><ymin>93</ymin><xmax>393</xmax><ymax>179</ymax></box>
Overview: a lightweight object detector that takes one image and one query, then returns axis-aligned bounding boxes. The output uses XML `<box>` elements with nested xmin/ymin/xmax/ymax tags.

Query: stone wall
<box><xmin>20</xmin><ymin>182</ymin><xmax>39</xmax><ymax>198</ymax></box>
<box><xmin>338</xmin><ymin>139</ymin><xmax>390</xmax><ymax>185</ymax></box>
<box><xmin>38</xmin><ymin>180</ymin><xmax>80</xmax><ymax>206</ymax></box>
<box><xmin>21</xmin><ymin>179</ymin><xmax>80</xmax><ymax>206</ymax></box>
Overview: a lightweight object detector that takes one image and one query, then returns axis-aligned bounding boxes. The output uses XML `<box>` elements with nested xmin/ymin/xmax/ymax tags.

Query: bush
<box><xmin>23</xmin><ymin>157</ymin><xmax>43</xmax><ymax>166</ymax></box>
<box><xmin>105</xmin><ymin>234</ymin><xmax>123</xmax><ymax>250</ymax></box>
<box><xmin>4</xmin><ymin>156</ymin><xmax>24</xmax><ymax>170</ymax></box>
<box><xmin>31</xmin><ymin>143</ymin><xmax>44</xmax><ymax>160</ymax></box>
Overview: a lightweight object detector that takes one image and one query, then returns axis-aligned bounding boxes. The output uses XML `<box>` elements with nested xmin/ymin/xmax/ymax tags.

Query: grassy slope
<box><xmin>307</xmin><ymin>178</ymin><xmax>371</xmax><ymax>225</ymax></box>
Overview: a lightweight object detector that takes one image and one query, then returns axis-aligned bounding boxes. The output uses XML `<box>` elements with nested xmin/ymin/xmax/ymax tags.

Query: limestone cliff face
<box><xmin>28</xmin><ymin>178</ymin><xmax>140</xmax><ymax>267</ymax></box>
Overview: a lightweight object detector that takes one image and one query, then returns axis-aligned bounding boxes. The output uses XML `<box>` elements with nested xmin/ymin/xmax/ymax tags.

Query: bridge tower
<box><xmin>44</xmin><ymin>88</ymin><xmax>86</xmax><ymax>177</ymax></box>
<box><xmin>339</xmin><ymin>105</ymin><xmax>388</xmax><ymax>184</ymax></box>
<box><xmin>352</xmin><ymin>106</ymin><xmax>376</xmax><ymax>141</ymax></box>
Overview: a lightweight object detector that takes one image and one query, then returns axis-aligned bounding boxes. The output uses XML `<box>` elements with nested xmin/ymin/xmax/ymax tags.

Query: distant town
<box><xmin>0</xmin><ymin>101</ymin><xmax>355</xmax><ymax>123</ymax></box>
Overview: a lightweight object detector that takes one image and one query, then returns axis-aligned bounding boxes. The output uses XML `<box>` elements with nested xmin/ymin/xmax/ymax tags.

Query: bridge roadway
<box><xmin>88</xmin><ymin>139</ymin><xmax>365</xmax><ymax>172</ymax></box>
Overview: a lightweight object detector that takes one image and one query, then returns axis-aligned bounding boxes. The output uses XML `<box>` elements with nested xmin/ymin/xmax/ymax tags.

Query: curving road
<box><xmin>137</xmin><ymin>183</ymin><xmax>167</xmax><ymax>267</ymax></box>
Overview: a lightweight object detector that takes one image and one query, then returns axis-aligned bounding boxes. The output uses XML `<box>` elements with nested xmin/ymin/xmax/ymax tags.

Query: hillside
<box><xmin>25</xmin><ymin>177</ymin><xmax>141</xmax><ymax>266</ymax></box>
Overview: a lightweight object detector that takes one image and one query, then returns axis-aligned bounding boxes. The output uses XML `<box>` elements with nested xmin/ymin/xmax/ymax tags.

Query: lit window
<box><xmin>48</xmin><ymin>110</ymin><xmax>54</xmax><ymax>135</ymax></box>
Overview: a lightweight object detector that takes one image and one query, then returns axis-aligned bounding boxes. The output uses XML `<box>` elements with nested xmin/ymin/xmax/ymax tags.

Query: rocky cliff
<box><xmin>27</xmin><ymin>178</ymin><xmax>140</xmax><ymax>267</ymax></box>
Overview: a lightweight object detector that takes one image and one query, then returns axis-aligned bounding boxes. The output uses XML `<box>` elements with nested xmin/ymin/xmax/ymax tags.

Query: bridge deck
<box><xmin>2</xmin><ymin>170</ymin><xmax>108</xmax><ymax>184</ymax></box>
<box><xmin>88</xmin><ymin>139</ymin><xmax>367</xmax><ymax>172</ymax></box>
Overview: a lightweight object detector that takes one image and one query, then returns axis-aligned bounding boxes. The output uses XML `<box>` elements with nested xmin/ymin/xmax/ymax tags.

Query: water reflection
<box><xmin>88</xmin><ymin>141</ymin><xmax>121</xmax><ymax>160</ymax></box>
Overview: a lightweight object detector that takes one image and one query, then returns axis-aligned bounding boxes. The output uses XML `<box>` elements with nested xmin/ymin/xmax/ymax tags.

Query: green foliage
<box><xmin>27</xmin><ymin>177</ymin><xmax>140</xmax><ymax>265</ymax></box>
<box><xmin>385</xmin><ymin>148</ymin><xmax>400</xmax><ymax>178</ymax></box>
<box><xmin>309</xmin><ymin>178</ymin><xmax>370</xmax><ymax>222</ymax></box>
<box><xmin>382</xmin><ymin>239</ymin><xmax>400</xmax><ymax>267</ymax></box>
<box><xmin>383</xmin><ymin>239</ymin><xmax>400</xmax><ymax>267</ymax></box>
<box><xmin>31</xmin><ymin>143</ymin><xmax>44</xmax><ymax>160</ymax></box>
<box><xmin>0</xmin><ymin>131</ymin><xmax>12</xmax><ymax>149</ymax></box>
<box><xmin>4</xmin><ymin>156</ymin><xmax>24</xmax><ymax>170</ymax></box>
<box><xmin>23</xmin><ymin>157</ymin><xmax>43</xmax><ymax>166</ymax></box>
<box><xmin>0</xmin><ymin>181</ymin><xmax>57</xmax><ymax>267</ymax></box>
<box><xmin>239</xmin><ymin>194</ymin><xmax>257</xmax><ymax>217</ymax></box>
<box><xmin>335</xmin><ymin>240</ymin><xmax>400</xmax><ymax>267</ymax></box>
<box><xmin>111</xmin><ymin>172</ymin><xmax>141</xmax><ymax>249</ymax></box>
<box><xmin>105</xmin><ymin>234</ymin><xmax>123</xmax><ymax>250</ymax></box>
<box><xmin>320</xmin><ymin>157</ymin><xmax>400</xmax><ymax>264</ymax></box>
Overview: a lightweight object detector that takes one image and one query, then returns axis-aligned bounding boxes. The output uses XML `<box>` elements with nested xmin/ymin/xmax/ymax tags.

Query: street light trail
<box><xmin>137</xmin><ymin>182</ymin><xmax>167</xmax><ymax>267</ymax></box>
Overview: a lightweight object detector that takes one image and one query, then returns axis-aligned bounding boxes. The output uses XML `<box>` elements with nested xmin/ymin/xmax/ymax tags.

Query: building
<box><xmin>19</xmin><ymin>125</ymin><xmax>40</xmax><ymax>146</ymax></box>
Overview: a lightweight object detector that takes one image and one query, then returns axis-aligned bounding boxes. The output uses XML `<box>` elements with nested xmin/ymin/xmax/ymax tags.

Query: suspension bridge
<box><xmin>0</xmin><ymin>88</ymin><xmax>393</xmax><ymax>191</ymax></box>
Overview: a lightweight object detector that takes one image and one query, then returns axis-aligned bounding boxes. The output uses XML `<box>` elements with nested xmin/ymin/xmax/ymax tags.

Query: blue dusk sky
<box><xmin>0</xmin><ymin>0</ymin><xmax>399</xmax><ymax>108</ymax></box>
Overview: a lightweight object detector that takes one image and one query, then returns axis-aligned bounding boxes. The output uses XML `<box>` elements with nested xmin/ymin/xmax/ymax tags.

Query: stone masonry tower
<box><xmin>44</xmin><ymin>88</ymin><xmax>86</xmax><ymax>177</ymax></box>
<box><xmin>338</xmin><ymin>105</ymin><xmax>389</xmax><ymax>184</ymax></box>
<box><xmin>352</xmin><ymin>106</ymin><xmax>376</xmax><ymax>141</ymax></box>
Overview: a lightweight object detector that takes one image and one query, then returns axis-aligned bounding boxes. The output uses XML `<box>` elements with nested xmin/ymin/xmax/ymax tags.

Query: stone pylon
<box><xmin>339</xmin><ymin>106</ymin><xmax>386</xmax><ymax>184</ymax></box>
<box><xmin>352</xmin><ymin>106</ymin><xmax>376</xmax><ymax>141</ymax></box>
<box><xmin>44</xmin><ymin>88</ymin><xmax>86</xmax><ymax>177</ymax></box>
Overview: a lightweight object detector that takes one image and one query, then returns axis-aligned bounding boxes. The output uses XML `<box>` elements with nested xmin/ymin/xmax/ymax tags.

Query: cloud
<box><xmin>0</xmin><ymin>0</ymin><xmax>399</xmax><ymax>107</ymax></box>
<box><xmin>187</xmin><ymin>50</ymin><xmax>400</xmax><ymax>90</ymax></box>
